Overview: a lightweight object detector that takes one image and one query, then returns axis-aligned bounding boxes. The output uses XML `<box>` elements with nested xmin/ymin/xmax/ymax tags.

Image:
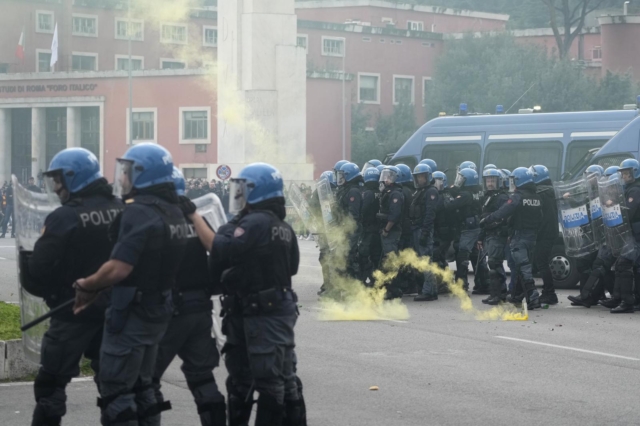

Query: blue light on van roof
<box><xmin>496</xmin><ymin>105</ymin><xmax>504</xmax><ymax>114</ymax></box>
<box><xmin>459</xmin><ymin>103</ymin><xmax>468</xmax><ymax>112</ymax></box>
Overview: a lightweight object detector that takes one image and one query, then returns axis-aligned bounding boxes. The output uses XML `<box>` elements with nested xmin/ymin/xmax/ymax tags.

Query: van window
<box><xmin>594</xmin><ymin>154</ymin><xmax>634</xmax><ymax>169</ymax></box>
<box><xmin>485</xmin><ymin>141</ymin><xmax>563</xmax><ymax>180</ymax></box>
<box><xmin>565</xmin><ymin>140</ymin><xmax>608</xmax><ymax>172</ymax></box>
<box><xmin>422</xmin><ymin>143</ymin><xmax>481</xmax><ymax>182</ymax></box>
<box><xmin>390</xmin><ymin>155</ymin><xmax>417</xmax><ymax>170</ymax></box>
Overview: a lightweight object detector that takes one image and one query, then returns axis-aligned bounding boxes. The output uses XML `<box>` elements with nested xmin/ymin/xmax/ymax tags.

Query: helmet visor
<box><xmin>509</xmin><ymin>176</ymin><xmax>517</xmax><ymax>193</ymax></box>
<box><xmin>454</xmin><ymin>173</ymin><xmax>466</xmax><ymax>188</ymax></box>
<box><xmin>379</xmin><ymin>169</ymin><xmax>397</xmax><ymax>185</ymax></box>
<box><xmin>413</xmin><ymin>172</ymin><xmax>430</xmax><ymax>189</ymax></box>
<box><xmin>434</xmin><ymin>178</ymin><xmax>445</xmax><ymax>191</ymax></box>
<box><xmin>113</xmin><ymin>159</ymin><xmax>134</xmax><ymax>199</ymax></box>
<box><xmin>483</xmin><ymin>175</ymin><xmax>499</xmax><ymax>191</ymax></box>
<box><xmin>362</xmin><ymin>161</ymin><xmax>377</xmax><ymax>171</ymax></box>
<box><xmin>42</xmin><ymin>169</ymin><xmax>69</xmax><ymax>203</ymax></box>
<box><xmin>336</xmin><ymin>170</ymin><xmax>347</xmax><ymax>186</ymax></box>
<box><xmin>229</xmin><ymin>178</ymin><xmax>249</xmax><ymax>214</ymax></box>
<box><xmin>619</xmin><ymin>168</ymin><xmax>636</xmax><ymax>185</ymax></box>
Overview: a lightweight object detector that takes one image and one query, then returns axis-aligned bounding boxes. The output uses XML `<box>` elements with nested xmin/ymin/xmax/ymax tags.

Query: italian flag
<box><xmin>16</xmin><ymin>30</ymin><xmax>24</xmax><ymax>61</ymax></box>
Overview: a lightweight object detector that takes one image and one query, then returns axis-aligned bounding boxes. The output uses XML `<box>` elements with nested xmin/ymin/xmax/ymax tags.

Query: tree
<box><xmin>541</xmin><ymin>0</ymin><xmax>605</xmax><ymax>58</ymax></box>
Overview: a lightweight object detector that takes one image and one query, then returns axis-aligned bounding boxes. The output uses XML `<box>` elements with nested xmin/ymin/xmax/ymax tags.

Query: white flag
<box><xmin>50</xmin><ymin>23</ymin><xmax>58</xmax><ymax>69</ymax></box>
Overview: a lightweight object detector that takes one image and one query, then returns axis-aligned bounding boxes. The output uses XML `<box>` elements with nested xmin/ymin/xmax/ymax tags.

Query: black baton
<box><xmin>20</xmin><ymin>298</ymin><xmax>74</xmax><ymax>332</ymax></box>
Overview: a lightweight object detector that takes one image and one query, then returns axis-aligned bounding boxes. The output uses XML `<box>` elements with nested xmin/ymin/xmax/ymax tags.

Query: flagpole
<box><xmin>128</xmin><ymin>0</ymin><xmax>133</xmax><ymax>145</ymax></box>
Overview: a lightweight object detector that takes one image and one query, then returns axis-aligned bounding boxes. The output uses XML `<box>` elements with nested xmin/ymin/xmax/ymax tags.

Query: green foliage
<box><xmin>80</xmin><ymin>358</ymin><xmax>94</xmax><ymax>377</ymax></box>
<box><xmin>426</xmin><ymin>34</ymin><xmax>637</xmax><ymax>118</ymax></box>
<box><xmin>0</xmin><ymin>302</ymin><xmax>21</xmax><ymax>341</ymax></box>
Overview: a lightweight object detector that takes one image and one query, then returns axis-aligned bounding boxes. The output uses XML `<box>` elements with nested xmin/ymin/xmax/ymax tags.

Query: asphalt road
<box><xmin>2</xmin><ymin>239</ymin><xmax>640</xmax><ymax>425</ymax></box>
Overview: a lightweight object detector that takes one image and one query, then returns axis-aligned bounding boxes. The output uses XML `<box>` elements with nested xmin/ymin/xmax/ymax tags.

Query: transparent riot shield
<box><xmin>287</xmin><ymin>183</ymin><xmax>320</xmax><ymax>234</ymax></box>
<box><xmin>554</xmin><ymin>178</ymin><xmax>597</xmax><ymax>257</ymax></box>
<box><xmin>585</xmin><ymin>172</ymin><xmax>605</xmax><ymax>248</ymax></box>
<box><xmin>598</xmin><ymin>176</ymin><xmax>634</xmax><ymax>257</ymax></box>
<box><xmin>316</xmin><ymin>178</ymin><xmax>338</xmax><ymax>247</ymax></box>
<box><xmin>193</xmin><ymin>192</ymin><xmax>227</xmax><ymax>231</ymax></box>
<box><xmin>12</xmin><ymin>175</ymin><xmax>61</xmax><ymax>364</ymax></box>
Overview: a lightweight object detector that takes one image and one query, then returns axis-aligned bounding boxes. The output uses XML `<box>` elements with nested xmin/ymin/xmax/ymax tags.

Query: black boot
<box><xmin>567</xmin><ymin>294</ymin><xmax>592</xmax><ymax>308</ymax></box>
<box><xmin>283</xmin><ymin>399</ymin><xmax>307</xmax><ymax>426</ymax></box>
<box><xmin>524</xmin><ymin>279</ymin><xmax>541</xmax><ymax>310</ymax></box>
<box><xmin>539</xmin><ymin>293</ymin><xmax>558</xmax><ymax>305</ymax></box>
<box><xmin>600</xmin><ymin>298</ymin><xmax>621</xmax><ymax>308</ymax></box>
<box><xmin>610</xmin><ymin>275</ymin><xmax>635</xmax><ymax>313</ymax></box>
<box><xmin>31</xmin><ymin>405</ymin><xmax>62</xmax><ymax>426</ymax></box>
<box><xmin>227</xmin><ymin>393</ymin><xmax>253</xmax><ymax>426</ymax></box>
<box><xmin>198</xmin><ymin>400</ymin><xmax>226</xmax><ymax>426</ymax></box>
<box><xmin>483</xmin><ymin>271</ymin><xmax>502</xmax><ymax>305</ymax></box>
<box><xmin>255</xmin><ymin>393</ymin><xmax>284</xmax><ymax>426</ymax></box>
<box><xmin>414</xmin><ymin>293</ymin><xmax>438</xmax><ymax>302</ymax></box>
<box><xmin>610</xmin><ymin>302</ymin><xmax>635</xmax><ymax>313</ymax></box>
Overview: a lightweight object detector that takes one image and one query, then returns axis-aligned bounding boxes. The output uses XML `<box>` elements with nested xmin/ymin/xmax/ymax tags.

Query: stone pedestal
<box><xmin>0</xmin><ymin>109</ymin><xmax>11</xmax><ymax>183</ymax></box>
<box><xmin>218</xmin><ymin>0</ymin><xmax>313</xmax><ymax>180</ymax></box>
<box><xmin>31</xmin><ymin>108</ymin><xmax>46</xmax><ymax>179</ymax></box>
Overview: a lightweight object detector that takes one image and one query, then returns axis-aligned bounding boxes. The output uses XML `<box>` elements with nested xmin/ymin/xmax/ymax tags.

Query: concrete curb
<box><xmin>0</xmin><ymin>339</ymin><xmax>39</xmax><ymax>381</ymax></box>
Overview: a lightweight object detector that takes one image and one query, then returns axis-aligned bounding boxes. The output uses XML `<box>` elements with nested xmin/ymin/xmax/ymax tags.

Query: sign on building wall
<box><xmin>216</xmin><ymin>165</ymin><xmax>232</xmax><ymax>180</ymax></box>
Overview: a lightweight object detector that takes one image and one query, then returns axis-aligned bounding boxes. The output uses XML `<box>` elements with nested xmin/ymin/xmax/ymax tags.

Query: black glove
<box><xmin>178</xmin><ymin>195</ymin><xmax>197</xmax><ymax>215</ymax></box>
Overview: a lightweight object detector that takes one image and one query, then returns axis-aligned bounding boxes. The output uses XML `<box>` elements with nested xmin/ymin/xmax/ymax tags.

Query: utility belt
<box><xmin>376</xmin><ymin>213</ymin><xmax>389</xmax><ymax>223</ymax></box>
<box><xmin>221</xmin><ymin>287</ymin><xmax>297</xmax><ymax>317</ymax></box>
<box><xmin>172</xmin><ymin>289</ymin><xmax>213</xmax><ymax>316</ymax></box>
<box><xmin>107</xmin><ymin>287</ymin><xmax>172</xmax><ymax>334</ymax></box>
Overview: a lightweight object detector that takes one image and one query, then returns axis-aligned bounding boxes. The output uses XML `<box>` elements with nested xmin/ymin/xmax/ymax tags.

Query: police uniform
<box><xmin>479</xmin><ymin>189</ymin><xmax>509</xmax><ymax>304</ymax></box>
<box><xmin>399</xmin><ymin>183</ymin><xmax>414</xmax><ymax>251</ymax></box>
<box><xmin>379</xmin><ymin>183</ymin><xmax>404</xmax><ymax>298</ymax></box>
<box><xmin>535</xmin><ymin>182</ymin><xmax>559</xmax><ymax>303</ymax></box>
<box><xmin>570</xmin><ymin>245</ymin><xmax>616</xmax><ymax>307</ymax></box>
<box><xmin>432</xmin><ymin>188</ymin><xmax>456</xmax><ymax>292</ymax></box>
<box><xmin>213</xmin><ymin>206</ymin><xmax>301</xmax><ymax>425</ymax></box>
<box><xmin>411</xmin><ymin>183</ymin><xmax>439</xmax><ymax>299</ymax></box>
<box><xmin>152</xmin><ymin>208</ymin><xmax>225</xmax><ymax>426</ymax></box>
<box><xmin>360</xmin><ymin>181</ymin><xmax>381</xmax><ymax>285</ymax></box>
<box><xmin>26</xmin><ymin>180</ymin><xmax>123</xmax><ymax>426</ymax></box>
<box><xmin>336</xmin><ymin>181</ymin><xmax>362</xmax><ymax>279</ymax></box>
<box><xmin>484</xmin><ymin>182</ymin><xmax>542</xmax><ymax>307</ymax></box>
<box><xmin>98</xmin><ymin>190</ymin><xmax>188</xmax><ymax>426</ymax></box>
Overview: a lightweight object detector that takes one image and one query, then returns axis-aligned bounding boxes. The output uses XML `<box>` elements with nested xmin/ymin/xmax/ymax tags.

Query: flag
<box><xmin>15</xmin><ymin>29</ymin><xmax>24</xmax><ymax>61</ymax></box>
<box><xmin>50</xmin><ymin>23</ymin><xmax>58</xmax><ymax>69</ymax></box>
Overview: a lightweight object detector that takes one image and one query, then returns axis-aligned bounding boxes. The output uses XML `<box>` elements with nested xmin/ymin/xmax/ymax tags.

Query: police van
<box><xmin>389</xmin><ymin>106</ymin><xmax>640</xmax><ymax>288</ymax></box>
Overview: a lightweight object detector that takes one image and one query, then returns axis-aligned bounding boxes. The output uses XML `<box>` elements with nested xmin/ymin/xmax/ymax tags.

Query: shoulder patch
<box><xmin>629</xmin><ymin>197</ymin><xmax>634</xmax><ymax>203</ymax></box>
<box><xmin>350</xmin><ymin>196</ymin><xmax>355</xmax><ymax>202</ymax></box>
<box><xmin>125</xmin><ymin>199</ymin><xmax>135</xmax><ymax>204</ymax></box>
<box><xmin>233</xmin><ymin>227</ymin><xmax>245</xmax><ymax>238</ymax></box>
<box><xmin>431</xmin><ymin>194</ymin><xmax>436</xmax><ymax>200</ymax></box>
<box><xmin>393</xmin><ymin>198</ymin><xmax>398</xmax><ymax>203</ymax></box>
<box><xmin>456</xmin><ymin>196</ymin><xmax>461</xmax><ymax>199</ymax></box>
<box><xmin>507</xmin><ymin>199</ymin><xmax>513</xmax><ymax>204</ymax></box>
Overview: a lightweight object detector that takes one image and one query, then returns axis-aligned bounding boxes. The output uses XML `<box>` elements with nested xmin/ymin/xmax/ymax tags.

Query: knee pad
<box><xmin>615</xmin><ymin>257</ymin><xmax>634</xmax><ymax>275</ymax></box>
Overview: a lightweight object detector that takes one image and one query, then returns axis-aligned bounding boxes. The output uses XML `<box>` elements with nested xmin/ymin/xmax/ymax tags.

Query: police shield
<box><xmin>598</xmin><ymin>176</ymin><xmax>634</xmax><ymax>257</ymax></box>
<box><xmin>316</xmin><ymin>178</ymin><xmax>338</xmax><ymax>247</ymax></box>
<box><xmin>287</xmin><ymin>183</ymin><xmax>319</xmax><ymax>234</ymax></box>
<box><xmin>193</xmin><ymin>193</ymin><xmax>227</xmax><ymax>231</ymax></box>
<box><xmin>554</xmin><ymin>178</ymin><xmax>598</xmax><ymax>257</ymax></box>
<box><xmin>12</xmin><ymin>175</ymin><xmax>61</xmax><ymax>364</ymax></box>
<box><xmin>585</xmin><ymin>172</ymin><xmax>606</xmax><ymax>247</ymax></box>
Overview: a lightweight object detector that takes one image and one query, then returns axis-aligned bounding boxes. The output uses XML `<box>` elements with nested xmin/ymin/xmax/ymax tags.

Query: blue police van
<box><xmin>389</xmin><ymin>106</ymin><xmax>639</xmax><ymax>288</ymax></box>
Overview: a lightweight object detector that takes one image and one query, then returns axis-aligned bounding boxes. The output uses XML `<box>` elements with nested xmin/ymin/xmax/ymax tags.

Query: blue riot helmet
<box><xmin>500</xmin><ymin>169</ymin><xmax>511</xmax><ymax>189</ymax></box>
<box><xmin>618</xmin><ymin>158</ymin><xmax>640</xmax><ymax>186</ymax></box>
<box><xmin>43</xmin><ymin>147</ymin><xmax>102</xmax><ymax>203</ymax></box>
<box><xmin>396</xmin><ymin>164</ymin><xmax>412</xmax><ymax>184</ymax></box>
<box><xmin>319</xmin><ymin>170</ymin><xmax>336</xmax><ymax>188</ymax></box>
<box><xmin>363</xmin><ymin>159</ymin><xmax>382</xmax><ymax>171</ymax></box>
<box><xmin>337</xmin><ymin>162</ymin><xmax>361</xmax><ymax>186</ymax></box>
<box><xmin>531</xmin><ymin>165</ymin><xmax>550</xmax><ymax>185</ymax></box>
<box><xmin>454</xmin><ymin>168</ymin><xmax>479</xmax><ymax>188</ymax></box>
<box><xmin>412</xmin><ymin>164</ymin><xmax>432</xmax><ymax>189</ymax></box>
<box><xmin>380</xmin><ymin>165</ymin><xmax>400</xmax><ymax>191</ymax></box>
<box><xmin>509</xmin><ymin>167</ymin><xmax>535</xmax><ymax>192</ymax></box>
<box><xmin>229</xmin><ymin>162</ymin><xmax>284</xmax><ymax>214</ymax></box>
<box><xmin>584</xmin><ymin>165</ymin><xmax>604</xmax><ymax>178</ymax></box>
<box><xmin>604</xmin><ymin>165</ymin><xmax>620</xmax><ymax>177</ymax></box>
<box><xmin>376</xmin><ymin>165</ymin><xmax>385</xmax><ymax>173</ymax></box>
<box><xmin>419</xmin><ymin>159</ymin><xmax>438</xmax><ymax>172</ymax></box>
<box><xmin>482</xmin><ymin>168</ymin><xmax>502</xmax><ymax>192</ymax></box>
<box><xmin>432</xmin><ymin>171</ymin><xmax>447</xmax><ymax>191</ymax></box>
<box><xmin>483</xmin><ymin>164</ymin><xmax>497</xmax><ymax>171</ymax></box>
<box><xmin>333</xmin><ymin>160</ymin><xmax>349</xmax><ymax>181</ymax></box>
<box><xmin>172</xmin><ymin>167</ymin><xmax>186</xmax><ymax>196</ymax></box>
<box><xmin>458</xmin><ymin>161</ymin><xmax>477</xmax><ymax>172</ymax></box>
<box><xmin>114</xmin><ymin>143</ymin><xmax>174</xmax><ymax>198</ymax></box>
<box><xmin>363</xmin><ymin>167</ymin><xmax>381</xmax><ymax>183</ymax></box>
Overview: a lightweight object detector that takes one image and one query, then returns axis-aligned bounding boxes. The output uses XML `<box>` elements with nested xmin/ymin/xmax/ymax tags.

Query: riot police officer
<box><xmin>532</xmin><ymin>165</ymin><xmax>559</xmax><ymax>305</ymax></box>
<box><xmin>501</xmin><ymin>169</ymin><xmax>517</xmax><ymax>293</ymax></box>
<box><xmin>72</xmin><ymin>143</ymin><xmax>188</xmax><ymax>426</ymax></box>
<box><xmin>333</xmin><ymin>160</ymin><xmax>349</xmax><ymax>183</ymax></box>
<box><xmin>310</xmin><ymin>171</ymin><xmax>335</xmax><ymax>296</ymax></box>
<box><xmin>24</xmin><ymin>148</ymin><xmax>123</xmax><ymax>426</ymax></box>
<box><xmin>458</xmin><ymin>161</ymin><xmax>477</xmax><ymax>172</ymax></box>
<box><xmin>410</xmin><ymin>164</ymin><xmax>440</xmax><ymax>301</ymax></box>
<box><xmin>479</xmin><ymin>169</ymin><xmax>509</xmax><ymax>305</ymax></box>
<box><xmin>482</xmin><ymin>167</ymin><xmax>543</xmax><ymax>309</ymax></box>
<box><xmin>601</xmin><ymin>159</ymin><xmax>640</xmax><ymax>313</ymax></box>
<box><xmin>378</xmin><ymin>166</ymin><xmax>405</xmax><ymax>299</ymax></box>
<box><xmin>419</xmin><ymin>159</ymin><xmax>438</xmax><ymax>173</ymax></box>
<box><xmin>152</xmin><ymin>168</ymin><xmax>226</xmax><ymax>426</ymax></box>
<box><xmin>432</xmin><ymin>171</ymin><xmax>455</xmax><ymax>293</ymax></box>
<box><xmin>189</xmin><ymin>162</ymin><xmax>301</xmax><ymax>425</ymax></box>
<box><xmin>360</xmin><ymin>167</ymin><xmax>382</xmax><ymax>285</ymax></box>
<box><xmin>483</xmin><ymin>164</ymin><xmax>497</xmax><ymax>171</ymax></box>
<box><xmin>446</xmin><ymin>167</ymin><xmax>482</xmax><ymax>291</ymax></box>
<box><xmin>396</xmin><ymin>164</ymin><xmax>415</xmax><ymax>251</ymax></box>
<box><xmin>362</xmin><ymin>159</ymin><xmax>382</xmax><ymax>171</ymax></box>
<box><xmin>336</xmin><ymin>162</ymin><xmax>363</xmax><ymax>279</ymax></box>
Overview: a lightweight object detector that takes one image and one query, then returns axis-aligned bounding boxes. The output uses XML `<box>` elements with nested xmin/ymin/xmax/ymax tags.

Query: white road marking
<box><xmin>310</xmin><ymin>306</ymin><xmax>408</xmax><ymax>323</ymax></box>
<box><xmin>496</xmin><ymin>336</ymin><xmax>640</xmax><ymax>361</ymax></box>
<box><xmin>0</xmin><ymin>257</ymin><xmax>6</xmax><ymax>260</ymax></box>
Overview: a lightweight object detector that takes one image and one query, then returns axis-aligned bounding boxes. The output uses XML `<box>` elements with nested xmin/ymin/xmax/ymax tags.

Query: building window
<box><xmin>321</xmin><ymin>36</ymin><xmax>345</xmax><ymax>57</ymax></box>
<box><xmin>126</xmin><ymin>108</ymin><xmax>157</xmax><ymax>144</ymax></box>
<box><xmin>203</xmin><ymin>26</ymin><xmax>217</xmax><ymax>47</ymax></box>
<box><xmin>116</xmin><ymin>55</ymin><xmax>143</xmax><ymax>71</ymax></box>
<box><xmin>161</xmin><ymin>59</ymin><xmax>186</xmax><ymax>69</ymax></box>
<box><xmin>81</xmin><ymin>106</ymin><xmax>100</xmax><ymax>159</ymax></box>
<box><xmin>358</xmin><ymin>73</ymin><xmax>380</xmax><ymax>104</ymax></box>
<box><xmin>195</xmin><ymin>144</ymin><xmax>207</xmax><ymax>153</ymax></box>
<box><xmin>297</xmin><ymin>34</ymin><xmax>308</xmax><ymax>53</ymax></box>
<box><xmin>422</xmin><ymin>77</ymin><xmax>433</xmax><ymax>106</ymax></box>
<box><xmin>72</xmin><ymin>14</ymin><xmax>98</xmax><ymax>37</ymax></box>
<box><xmin>394</xmin><ymin>76</ymin><xmax>414</xmax><ymax>105</ymax></box>
<box><xmin>183</xmin><ymin>168</ymin><xmax>207</xmax><ymax>179</ymax></box>
<box><xmin>592</xmin><ymin>46</ymin><xmax>602</xmax><ymax>60</ymax></box>
<box><xmin>36</xmin><ymin>10</ymin><xmax>54</xmax><ymax>34</ymax></box>
<box><xmin>37</xmin><ymin>50</ymin><xmax>52</xmax><ymax>72</ymax></box>
<box><xmin>180</xmin><ymin>107</ymin><xmax>211</xmax><ymax>144</ymax></box>
<box><xmin>115</xmin><ymin>18</ymin><xmax>144</xmax><ymax>41</ymax></box>
<box><xmin>71</xmin><ymin>53</ymin><xmax>97</xmax><ymax>71</ymax></box>
<box><xmin>161</xmin><ymin>23</ymin><xmax>188</xmax><ymax>44</ymax></box>
<box><xmin>407</xmin><ymin>20</ymin><xmax>424</xmax><ymax>31</ymax></box>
